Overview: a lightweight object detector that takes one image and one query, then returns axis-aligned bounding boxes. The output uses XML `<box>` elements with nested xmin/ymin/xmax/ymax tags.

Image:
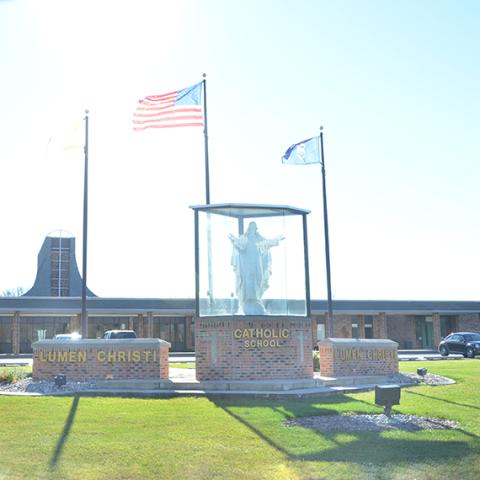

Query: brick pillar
<box><xmin>137</xmin><ymin>314</ymin><xmax>144</xmax><ymax>338</ymax></box>
<box><xmin>185</xmin><ymin>317</ymin><xmax>193</xmax><ymax>350</ymax></box>
<box><xmin>128</xmin><ymin>316</ymin><xmax>134</xmax><ymax>330</ymax></box>
<box><xmin>326</xmin><ymin>313</ymin><xmax>335</xmax><ymax>338</ymax></box>
<box><xmin>358</xmin><ymin>316</ymin><xmax>365</xmax><ymax>339</ymax></box>
<box><xmin>70</xmin><ymin>315</ymin><xmax>81</xmax><ymax>334</ymax></box>
<box><xmin>311</xmin><ymin>316</ymin><xmax>317</xmax><ymax>344</ymax></box>
<box><xmin>12</xmin><ymin>312</ymin><xmax>20</xmax><ymax>355</ymax></box>
<box><xmin>147</xmin><ymin>312</ymin><xmax>153</xmax><ymax>338</ymax></box>
<box><xmin>432</xmin><ymin>313</ymin><xmax>442</xmax><ymax>348</ymax></box>
<box><xmin>373</xmin><ymin>313</ymin><xmax>387</xmax><ymax>339</ymax></box>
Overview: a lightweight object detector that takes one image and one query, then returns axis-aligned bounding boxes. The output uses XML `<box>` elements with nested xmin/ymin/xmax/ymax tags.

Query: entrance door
<box><xmin>423</xmin><ymin>318</ymin><xmax>434</xmax><ymax>349</ymax></box>
<box><xmin>415</xmin><ymin>317</ymin><xmax>434</xmax><ymax>349</ymax></box>
<box><xmin>171</xmin><ymin>318</ymin><xmax>186</xmax><ymax>351</ymax></box>
<box><xmin>158</xmin><ymin>317</ymin><xmax>186</xmax><ymax>352</ymax></box>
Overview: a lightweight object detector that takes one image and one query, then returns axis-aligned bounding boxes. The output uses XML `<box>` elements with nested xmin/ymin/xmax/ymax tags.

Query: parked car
<box><xmin>438</xmin><ymin>332</ymin><xmax>480</xmax><ymax>358</ymax></box>
<box><xmin>103</xmin><ymin>330</ymin><xmax>137</xmax><ymax>340</ymax></box>
<box><xmin>54</xmin><ymin>333</ymin><xmax>82</xmax><ymax>341</ymax></box>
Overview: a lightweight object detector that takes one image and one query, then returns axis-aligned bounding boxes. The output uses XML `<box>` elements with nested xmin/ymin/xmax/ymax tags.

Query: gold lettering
<box><xmin>271</xmin><ymin>329</ymin><xmax>278</xmax><ymax>338</ymax></box>
<box><xmin>281</xmin><ymin>329</ymin><xmax>289</xmax><ymax>338</ymax></box>
<box><xmin>68</xmin><ymin>351</ymin><xmax>76</xmax><ymax>363</ymax></box>
<box><xmin>39</xmin><ymin>351</ymin><xmax>46</xmax><ymax>362</ymax></box>
<box><xmin>242</xmin><ymin>329</ymin><xmax>250</xmax><ymax>338</ymax></box>
<box><xmin>107</xmin><ymin>351</ymin><xmax>116</xmax><ymax>362</ymax></box>
<box><xmin>48</xmin><ymin>352</ymin><xmax>56</xmax><ymax>362</ymax></box>
<box><xmin>144</xmin><ymin>351</ymin><xmax>152</xmax><ymax>362</ymax></box>
<box><xmin>244</xmin><ymin>340</ymin><xmax>250</xmax><ymax>348</ymax></box>
<box><xmin>97</xmin><ymin>351</ymin><xmax>106</xmax><ymax>362</ymax></box>
<box><xmin>117</xmin><ymin>351</ymin><xmax>126</xmax><ymax>362</ymax></box>
<box><xmin>58</xmin><ymin>351</ymin><xmax>68</xmax><ymax>362</ymax></box>
<box><xmin>256</xmin><ymin>329</ymin><xmax>263</xmax><ymax>338</ymax></box>
<box><xmin>133</xmin><ymin>351</ymin><xmax>141</xmax><ymax>362</ymax></box>
<box><xmin>234</xmin><ymin>329</ymin><xmax>242</xmax><ymax>339</ymax></box>
<box><xmin>78</xmin><ymin>351</ymin><xmax>87</xmax><ymax>363</ymax></box>
<box><xmin>263</xmin><ymin>329</ymin><xmax>272</xmax><ymax>338</ymax></box>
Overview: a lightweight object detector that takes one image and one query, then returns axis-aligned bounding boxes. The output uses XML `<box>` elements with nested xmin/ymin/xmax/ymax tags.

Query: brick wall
<box><xmin>318</xmin><ymin>338</ymin><xmax>399</xmax><ymax>377</ymax></box>
<box><xmin>386</xmin><ymin>315</ymin><xmax>417</xmax><ymax>349</ymax></box>
<box><xmin>195</xmin><ymin>316</ymin><xmax>313</xmax><ymax>381</ymax></box>
<box><xmin>32</xmin><ymin>339</ymin><xmax>170</xmax><ymax>381</ymax></box>
<box><xmin>373</xmin><ymin>313</ymin><xmax>387</xmax><ymax>338</ymax></box>
<box><xmin>333</xmin><ymin>315</ymin><xmax>352</xmax><ymax>338</ymax></box>
<box><xmin>459</xmin><ymin>313</ymin><xmax>480</xmax><ymax>332</ymax></box>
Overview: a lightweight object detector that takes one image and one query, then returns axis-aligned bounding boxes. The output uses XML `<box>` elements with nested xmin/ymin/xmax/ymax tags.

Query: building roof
<box><xmin>0</xmin><ymin>297</ymin><xmax>479</xmax><ymax>316</ymax></box>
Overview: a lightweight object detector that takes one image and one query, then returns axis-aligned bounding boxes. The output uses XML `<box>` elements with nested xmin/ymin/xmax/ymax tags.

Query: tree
<box><xmin>2</xmin><ymin>287</ymin><xmax>26</xmax><ymax>297</ymax></box>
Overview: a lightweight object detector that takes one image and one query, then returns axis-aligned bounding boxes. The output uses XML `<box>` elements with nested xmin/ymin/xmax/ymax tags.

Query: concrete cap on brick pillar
<box><xmin>318</xmin><ymin>338</ymin><xmax>398</xmax><ymax>348</ymax></box>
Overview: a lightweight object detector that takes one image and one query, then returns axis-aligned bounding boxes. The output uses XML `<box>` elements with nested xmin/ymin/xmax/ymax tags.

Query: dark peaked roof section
<box><xmin>24</xmin><ymin>236</ymin><xmax>96</xmax><ymax>297</ymax></box>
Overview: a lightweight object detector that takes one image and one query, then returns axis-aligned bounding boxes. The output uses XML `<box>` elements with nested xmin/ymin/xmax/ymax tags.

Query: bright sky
<box><xmin>0</xmin><ymin>0</ymin><xmax>479</xmax><ymax>301</ymax></box>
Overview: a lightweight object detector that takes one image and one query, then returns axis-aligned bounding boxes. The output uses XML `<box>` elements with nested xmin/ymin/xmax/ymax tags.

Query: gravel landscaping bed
<box><xmin>0</xmin><ymin>372</ymin><xmax>455</xmax><ymax>396</ymax></box>
<box><xmin>285</xmin><ymin>413</ymin><xmax>458</xmax><ymax>432</ymax></box>
<box><xmin>283</xmin><ymin>373</ymin><xmax>458</xmax><ymax>432</ymax></box>
<box><xmin>402</xmin><ymin>372</ymin><xmax>456</xmax><ymax>385</ymax></box>
<box><xmin>0</xmin><ymin>378</ymin><xmax>95</xmax><ymax>395</ymax></box>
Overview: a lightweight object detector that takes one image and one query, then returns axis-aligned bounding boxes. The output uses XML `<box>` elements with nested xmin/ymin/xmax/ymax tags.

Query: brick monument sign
<box><xmin>32</xmin><ymin>339</ymin><xmax>170</xmax><ymax>381</ymax></box>
<box><xmin>318</xmin><ymin>338</ymin><xmax>399</xmax><ymax>377</ymax></box>
<box><xmin>195</xmin><ymin>316</ymin><xmax>313</xmax><ymax>381</ymax></box>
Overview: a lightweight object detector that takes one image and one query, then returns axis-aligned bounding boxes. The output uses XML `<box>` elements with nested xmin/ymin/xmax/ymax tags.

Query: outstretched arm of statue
<box><xmin>228</xmin><ymin>233</ymin><xmax>243</xmax><ymax>249</ymax></box>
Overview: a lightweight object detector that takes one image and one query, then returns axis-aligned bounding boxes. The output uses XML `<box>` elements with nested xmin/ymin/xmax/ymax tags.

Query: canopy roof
<box><xmin>190</xmin><ymin>203</ymin><xmax>310</xmax><ymax>219</ymax></box>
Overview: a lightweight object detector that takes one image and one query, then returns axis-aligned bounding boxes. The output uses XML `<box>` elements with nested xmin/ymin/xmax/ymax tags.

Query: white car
<box><xmin>54</xmin><ymin>333</ymin><xmax>82</xmax><ymax>341</ymax></box>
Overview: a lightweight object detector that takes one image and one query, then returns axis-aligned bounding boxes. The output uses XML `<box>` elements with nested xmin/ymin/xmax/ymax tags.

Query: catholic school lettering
<box><xmin>233</xmin><ymin>328</ymin><xmax>290</xmax><ymax>348</ymax></box>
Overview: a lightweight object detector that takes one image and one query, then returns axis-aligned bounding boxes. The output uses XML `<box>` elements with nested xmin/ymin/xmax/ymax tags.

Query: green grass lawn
<box><xmin>169</xmin><ymin>362</ymin><xmax>195</xmax><ymax>369</ymax></box>
<box><xmin>0</xmin><ymin>360</ymin><xmax>479</xmax><ymax>480</ymax></box>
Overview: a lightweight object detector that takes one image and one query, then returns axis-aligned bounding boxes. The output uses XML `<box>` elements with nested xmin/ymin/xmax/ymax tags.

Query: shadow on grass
<box><xmin>212</xmin><ymin>395</ymin><xmax>473</xmax><ymax>466</ymax></box>
<box><xmin>405</xmin><ymin>390</ymin><xmax>480</xmax><ymax>411</ymax></box>
<box><xmin>49</xmin><ymin>395</ymin><xmax>80</xmax><ymax>469</ymax></box>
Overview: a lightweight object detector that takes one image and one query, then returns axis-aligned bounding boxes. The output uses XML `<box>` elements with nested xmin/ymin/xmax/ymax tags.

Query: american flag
<box><xmin>133</xmin><ymin>82</ymin><xmax>203</xmax><ymax>131</ymax></box>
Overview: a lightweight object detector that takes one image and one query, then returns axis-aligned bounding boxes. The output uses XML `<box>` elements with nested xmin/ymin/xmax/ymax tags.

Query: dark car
<box><xmin>439</xmin><ymin>332</ymin><xmax>480</xmax><ymax>358</ymax></box>
<box><xmin>103</xmin><ymin>330</ymin><xmax>137</xmax><ymax>340</ymax></box>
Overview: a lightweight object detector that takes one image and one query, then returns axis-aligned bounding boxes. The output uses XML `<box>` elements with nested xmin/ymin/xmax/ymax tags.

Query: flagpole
<box><xmin>81</xmin><ymin>110</ymin><xmax>89</xmax><ymax>338</ymax></box>
<box><xmin>319</xmin><ymin>128</ymin><xmax>334</xmax><ymax>337</ymax></box>
<box><xmin>202</xmin><ymin>73</ymin><xmax>210</xmax><ymax>204</ymax></box>
<box><xmin>202</xmin><ymin>74</ymin><xmax>214</xmax><ymax>309</ymax></box>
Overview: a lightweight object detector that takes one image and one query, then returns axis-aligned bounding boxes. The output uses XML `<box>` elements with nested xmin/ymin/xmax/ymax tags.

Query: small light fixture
<box><xmin>417</xmin><ymin>367</ymin><xmax>428</xmax><ymax>378</ymax></box>
<box><xmin>54</xmin><ymin>374</ymin><xmax>67</xmax><ymax>387</ymax></box>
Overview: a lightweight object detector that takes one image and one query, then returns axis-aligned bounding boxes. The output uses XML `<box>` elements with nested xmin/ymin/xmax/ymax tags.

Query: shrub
<box><xmin>313</xmin><ymin>351</ymin><xmax>320</xmax><ymax>372</ymax></box>
<box><xmin>0</xmin><ymin>370</ymin><xmax>16</xmax><ymax>384</ymax></box>
<box><xmin>0</xmin><ymin>368</ymin><xmax>29</xmax><ymax>384</ymax></box>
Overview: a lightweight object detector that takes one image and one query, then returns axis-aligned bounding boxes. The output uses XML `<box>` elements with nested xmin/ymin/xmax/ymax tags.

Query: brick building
<box><xmin>0</xmin><ymin>234</ymin><xmax>479</xmax><ymax>354</ymax></box>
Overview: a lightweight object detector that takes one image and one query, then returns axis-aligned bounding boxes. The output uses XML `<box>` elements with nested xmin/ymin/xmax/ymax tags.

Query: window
<box><xmin>317</xmin><ymin>323</ymin><xmax>325</xmax><ymax>341</ymax></box>
<box><xmin>50</xmin><ymin>238</ymin><xmax>71</xmax><ymax>296</ymax></box>
<box><xmin>364</xmin><ymin>316</ymin><xmax>373</xmax><ymax>339</ymax></box>
<box><xmin>352</xmin><ymin>321</ymin><xmax>359</xmax><ymax>339</ymax></box>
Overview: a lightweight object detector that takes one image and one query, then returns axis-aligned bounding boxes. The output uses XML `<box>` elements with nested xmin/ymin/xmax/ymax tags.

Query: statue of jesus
<box><xmin>228</xmin><ymin>221</ymin><xmax>285</xmax><ymax>315</ymax></box>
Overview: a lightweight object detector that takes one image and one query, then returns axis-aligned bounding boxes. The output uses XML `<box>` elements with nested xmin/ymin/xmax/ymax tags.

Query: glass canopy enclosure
<box><xmin>191</xmin><ymin>204</ymin><xmax>311</xmax><ymax>317</ymax></box>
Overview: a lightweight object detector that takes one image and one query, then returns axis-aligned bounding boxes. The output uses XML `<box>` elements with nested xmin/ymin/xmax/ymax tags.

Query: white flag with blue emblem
<box><xmin>281</xmin><ymin>137</ymin><xmax>321</xmax><ymax>165</ymax></box>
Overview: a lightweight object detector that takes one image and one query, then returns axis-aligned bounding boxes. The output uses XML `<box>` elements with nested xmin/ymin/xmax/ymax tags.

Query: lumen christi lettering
<box><xmin>38</xmin><ymin>350</ymin><xmax>158</xmax><ymax>363</ymax></box>
<box><xmin>333</xmin><ymin>348</ymin><xmax>397</xmax><ymax>361</ymax></box>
